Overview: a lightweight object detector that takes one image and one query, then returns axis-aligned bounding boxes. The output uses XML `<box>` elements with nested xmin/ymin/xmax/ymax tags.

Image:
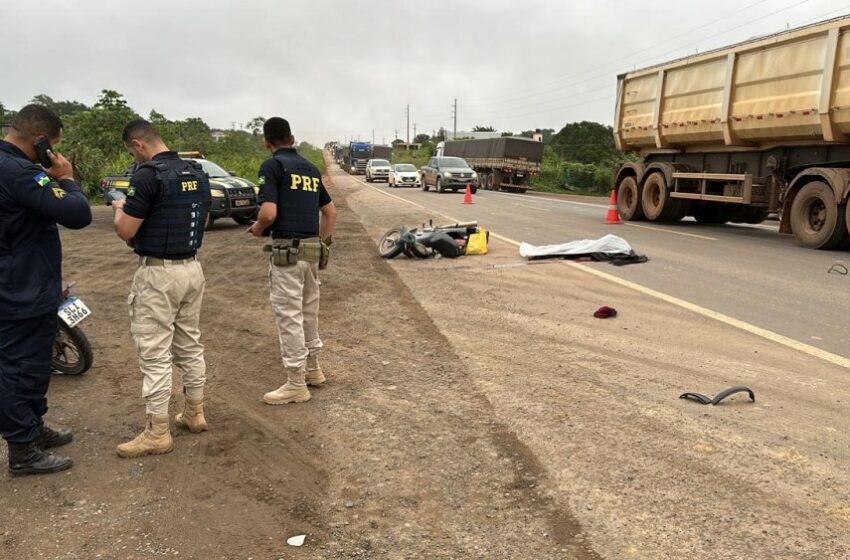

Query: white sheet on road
<box><xmin>519</xmin><ymin>234</ymin><xmax>633</xmax><ymax>258</ymax></box>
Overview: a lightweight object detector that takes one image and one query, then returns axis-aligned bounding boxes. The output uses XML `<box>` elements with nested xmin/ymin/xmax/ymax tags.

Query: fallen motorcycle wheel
<box><xmin>378</xmin><ymin>227</ymin><xmax>406</xmax><ymax>259</ymax></box>
<box><xmin>52</xmin><ymin>321</ymin><xmax>93</xmax><ymax>375</ymax></box>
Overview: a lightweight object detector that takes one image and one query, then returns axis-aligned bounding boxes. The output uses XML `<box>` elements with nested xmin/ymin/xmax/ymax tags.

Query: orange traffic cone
<box><xmin>604</xmin><ymin>190</ymin><xmax>622</xmax><ymax>224</ymax></box>
<box><xmin>462</xmin><ymin>183</ymin><xmax>474</xmax><ymax>205</ymax></box>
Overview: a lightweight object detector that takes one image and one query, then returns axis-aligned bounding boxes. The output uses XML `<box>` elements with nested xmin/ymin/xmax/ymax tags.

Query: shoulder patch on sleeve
<box><xmin>258</xmin><ymin>175</ymin><xmax>266</xmax><ymax>186</ymax></box>
<box><xmin>34</xmin><ymin>172</ymin><xmax>50</xmax><ymax>188</ymax></box>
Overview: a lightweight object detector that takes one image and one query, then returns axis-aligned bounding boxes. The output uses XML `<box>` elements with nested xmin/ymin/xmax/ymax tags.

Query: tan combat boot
<box><xmin>175</xmin><ymin>397</ymin><xmax>208</xmax><ymax>433</ymax></box>
<box><xmin>116</xmin><ymin>414</ymin><xmax>174</xmax><ymax>458</ymax></box>
<box><xmin>263</xmin><ymin>367</ymin><xmax>311</xmax><ymax>405</ymax></box>
<box><xmin>305</xmin><ymin>355</ymin><xmax>326</xmax><ymax>387</ymax></box>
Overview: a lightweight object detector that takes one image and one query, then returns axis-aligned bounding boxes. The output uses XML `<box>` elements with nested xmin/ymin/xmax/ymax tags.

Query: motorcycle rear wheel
<box><xmin>52</xmin><ymin>321</ymin><xmax>93</xmax><ymax>375</ymax></box>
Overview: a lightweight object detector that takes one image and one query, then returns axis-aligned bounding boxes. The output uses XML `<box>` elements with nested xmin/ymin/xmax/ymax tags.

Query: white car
<box><xmin>389</xmin><ymin>163</ymin><xmax>421</xmax><ymax>188</ymax></box>
<box><xmin>365</xmin><ymin>159</ymin><xmax>392</xmax><ymax>182</ymax></box>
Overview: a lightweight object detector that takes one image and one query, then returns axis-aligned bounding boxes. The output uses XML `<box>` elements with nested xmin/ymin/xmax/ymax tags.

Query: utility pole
<box><xmin>413</xmin><ymin>123</ymin><xmax>417</xmax><ymax>139</ymax></box>
<box><xmin>372</xmin><ymin>129</ymin><xmax>375</xmax><ymax>145</ymax></box>
<box><xmin>451</xmin><ymin>98</ymin><xmax>457</xmax><ymax>140</ymax></box>
<box><xmin>406</xmin><ymin>104</ymin><xmax>410</xmax><ymax>145</ymax></box>
<box><xmin>395</xmin><ymin>129</ymin><xmax>398</xmax><ymax>142</ymax></box>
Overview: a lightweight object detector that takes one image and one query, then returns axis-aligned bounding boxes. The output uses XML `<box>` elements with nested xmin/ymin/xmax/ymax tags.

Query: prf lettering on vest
<box><xmin>181</xmin><ymin>180</ymin><xmax>198</xmax><ymax>192</ymax></box>
<box><xmin>290</xmin><ymin>174</ymin><xmax>320</xmax><ymax>192</ymax></box>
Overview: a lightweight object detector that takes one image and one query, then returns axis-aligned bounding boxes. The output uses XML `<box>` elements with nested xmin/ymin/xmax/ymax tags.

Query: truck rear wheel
<box><xmin>790</xmin><ymin>181</ymin><xmax>849</xmax><ymax>249</ymax></box>
<box><xmin>641</xmin><ymin>172</ymin><xmax>680</xmax><ymax>221</ymax></box>
<box><xmin>616</xmin><ymin>175</ymin><xmax>643</xmax><ymax>221</ymax></box>
<box><xmin>492</xmin><ymin>170</ymin><xmax>503</xmax><ymax>192</ymax></box>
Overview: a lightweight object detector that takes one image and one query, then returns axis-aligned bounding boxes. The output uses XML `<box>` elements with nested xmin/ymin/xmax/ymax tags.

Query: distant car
<box><xmin>365</xmin><ymin>159</ymin><xmax>392</xmax><ymax>183</ymax></box>
<box><xmin>100</xmin><ymin>151</ymin><xmax>258</xmax><ymax>228</ymax></box>
<box><xmin>420</xmin><ymin>157</ymin><xmax>478</xmax><ymax>193</ymax></box>
<box><xmin>389</xmin><ymin>163</ymin><xmax>420</xmax><ymax>188</ymax></box>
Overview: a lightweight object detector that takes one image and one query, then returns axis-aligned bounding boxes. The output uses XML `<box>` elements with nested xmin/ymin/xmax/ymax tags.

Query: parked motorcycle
<box><xmin>53</xmin><ymin>282</ymin><xmax>93</xmax><ymax>375</ymax></box>
<box><xmin>378</xmin><ymin>221</ymin><xmax>484</xmax><ymax>259</ymax></box>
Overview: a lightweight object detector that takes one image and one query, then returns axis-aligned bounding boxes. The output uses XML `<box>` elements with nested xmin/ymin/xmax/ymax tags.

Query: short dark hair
<box><xmin>263</xmin><ymin>117</ymin><xmax>292</xmax><ymax>146</ymax></box>
<box><xmin>10</xmin><ymin>104</ymin><xmax>63</xmax><ymax>140</ymax></box>
<box><xmin>122</xmin><ymin>119</ymin><xmax>161</xmax><ymax>145</ymax></box>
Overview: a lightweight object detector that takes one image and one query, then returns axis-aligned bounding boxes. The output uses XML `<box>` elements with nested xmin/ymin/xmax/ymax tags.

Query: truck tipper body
<box><xmin>442</xmin><ymin>137</ymin><xmax>544</xmax><ymax>192</ymax></box>
<box><xmin>613</xmin><ymin>14</ymin><xmax>850</xmax><ymax>249</ymax></box>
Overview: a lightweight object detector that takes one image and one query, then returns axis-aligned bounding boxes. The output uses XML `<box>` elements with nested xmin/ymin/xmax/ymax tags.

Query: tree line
<box><xmin>0</xmin><ymin>91</ymin><xmax>324</xmax><ymax>198</ymax></box>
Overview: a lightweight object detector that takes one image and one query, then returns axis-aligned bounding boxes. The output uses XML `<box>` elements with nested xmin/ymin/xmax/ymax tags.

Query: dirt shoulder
<box><xmin>1</xmin><ymin>171</ymin><xmax>598</xmax><ymax>559</ymax></box>
<box><xmin>337</xmin><ymin>164</ymin><xmax>850</xmax><ymax>560</ymax></box>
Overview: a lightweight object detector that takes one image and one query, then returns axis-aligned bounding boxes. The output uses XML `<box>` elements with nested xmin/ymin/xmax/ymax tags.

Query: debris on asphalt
<box><xmin>680</xmin><ymin>386</ymin><xmax>755</xmax><ymax>405</ymax></box>
<box><xmin>593</xmin><ymin>306</ymin><xmax>618</xmax><ymax>319</ymax></box>
<box><xmin>286</xmin><ymin>535</ymin><xmax>306</xmax><ymax>547</ymax></box>
<box><xmin>828</xmin><ymin>262</ymin><xmax>848</xmax><ymax>275</ymax></box>
<box><xmin>519</xmin><ymin>234</ymin><xmax>648</xmax><ymax>265</ymax></box>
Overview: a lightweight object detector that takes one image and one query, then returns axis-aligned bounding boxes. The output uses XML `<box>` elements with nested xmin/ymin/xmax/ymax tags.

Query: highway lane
<box><xmin>341</xmin><ymin>170</ymin><xmax>850</xmax><ymax>360</ymax></box>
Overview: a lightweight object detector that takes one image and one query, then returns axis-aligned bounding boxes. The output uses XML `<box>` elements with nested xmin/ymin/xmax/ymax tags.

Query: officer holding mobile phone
<box><xmin>0</xmin><ymin>104</ymin><xmax>92</xmax><ymax>477</ymax></box>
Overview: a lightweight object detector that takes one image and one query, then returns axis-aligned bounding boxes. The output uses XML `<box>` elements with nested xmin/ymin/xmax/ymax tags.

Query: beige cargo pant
<box><xmin>128</xmin><ymin>259</ymin><xmax>206</xmax><ymax>416</ymax></box>
<box><xmin>269</xmin><ymin>259</ymin><xmax>323</xmax><ymax>370</ymax></box>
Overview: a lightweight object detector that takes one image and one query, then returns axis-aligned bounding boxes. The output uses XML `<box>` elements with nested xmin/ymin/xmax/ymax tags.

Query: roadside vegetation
<box><xmin>0</xmin><ymin>91</ymin><xmax>324</xmax><ymax>199</ymax></box>
<box><xmin>385</xmin><ymin>121</ymin><xmax>639</xmax><ymax>196</ymax></box>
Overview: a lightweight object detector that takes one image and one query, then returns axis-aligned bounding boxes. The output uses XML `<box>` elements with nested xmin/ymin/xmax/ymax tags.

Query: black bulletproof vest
<box><xmin>270</xmin><ymin>152</ymin><xmax>322</xmax><ymax>238</ymax></box>
<box><xmin>133</xmin><ymin>159</ymin><xmax>211</xmax><ymax>258</ymax></box>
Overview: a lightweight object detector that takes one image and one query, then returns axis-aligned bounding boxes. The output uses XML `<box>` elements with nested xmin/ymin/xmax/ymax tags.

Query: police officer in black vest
<box><xmin>0</xmin><ymin>104</ymin><xmax>92</xmax><ymax>476</ymax></box>
<box><xmin>249</xmin><ymin>117</ymin><xmax>336</xmax><ymax>404</ymax></box>
<box><xmin>111</xmin><ymin>119</ymin><xmax>212</xmax><ymax>458</ymax></box>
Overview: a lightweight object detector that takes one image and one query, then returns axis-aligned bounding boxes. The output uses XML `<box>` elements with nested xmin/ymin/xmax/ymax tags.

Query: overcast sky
<box><xmin>2</xmin><ymin>0</ymin><xmax>848</xmax><ymax>145</ymax></box>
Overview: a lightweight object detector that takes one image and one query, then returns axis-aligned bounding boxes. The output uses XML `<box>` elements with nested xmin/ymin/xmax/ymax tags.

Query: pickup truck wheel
<box><xmin>232</xmin><ymin>215</ymin><xmax>252</xmax><ymax>226</ymax></box>
<box><xmin>790</xmin><ymin>181</ymin><xmax>848</xmax><ymax>249</ymax></box>
<box><xmin>436</xmin><ymin>178</ymin><xmax>444</xmax><ymax>193</ymax></box>
<box><xmin>421</xmin><ymin>178</ymin><xmax>429</xmax><ymax>191</ymax></box>
<box><xmin>205</xmin><ymin>214</ymin><xmax>215</xmax><ymax>231</ymax></box>
<box><xmin>616</xmin><ymin>175</ymin><xmax>644</xmax><ymax>221</ymax></box>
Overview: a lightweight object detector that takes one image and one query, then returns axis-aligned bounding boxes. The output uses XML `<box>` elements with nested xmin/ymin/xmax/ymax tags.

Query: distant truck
<box><xmin>372</xmin><ymin>145</ymin><xmax>393</xmax><ymax>160</ymax></box>
<box><xmin>613</xmin><ymin>14</ymin><xmax>850</xmax><ymax>249</ymax></box>
<box><xmin>345</xmin><ymin>142</ymin><xmax>372</xmax><ymax>174</ymax></box>
<box><xmin>440</xmin><ymin>138</ymin><xmax>543</xmax><ymax>193</ymax></box>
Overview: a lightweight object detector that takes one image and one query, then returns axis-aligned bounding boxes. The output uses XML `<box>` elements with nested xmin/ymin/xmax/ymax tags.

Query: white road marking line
<box><xmin>624</xmin><ymin>222</ymin><xmax>718</xmax><ymax>241</ymax></box>
<box><xmin>489</xmin><ymin>229</ymin><xmax>850</xmax><ymax>370</ymax></box>
<box><xmin>340</xmin><ymin>172</ymin><xmax>850</xmax><ymax>370</ymax></box>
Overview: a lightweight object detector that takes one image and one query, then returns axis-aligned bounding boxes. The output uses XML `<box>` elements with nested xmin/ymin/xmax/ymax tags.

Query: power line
<box><xmin>472</xmin><ymin>0</ymin><xmax>813</xmax><ymax>110</ymax></box>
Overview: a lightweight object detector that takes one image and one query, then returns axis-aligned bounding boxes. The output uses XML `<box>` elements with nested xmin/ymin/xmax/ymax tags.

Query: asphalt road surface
<box><xmin>349</xmin><ymin>173</ymin><xmax>850</xmax><ymax>360</ymax></box>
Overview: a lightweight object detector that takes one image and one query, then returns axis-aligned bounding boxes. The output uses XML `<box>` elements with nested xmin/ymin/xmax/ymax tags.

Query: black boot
<box><xmin>8</xmin><ymin>441</ymin><xmax>73</xmax><ymax>477</ymax></box>
<box><xmin>35</xmin><ymin>423</ymin><xmax>73</xmax><ymax>449</ymax></box>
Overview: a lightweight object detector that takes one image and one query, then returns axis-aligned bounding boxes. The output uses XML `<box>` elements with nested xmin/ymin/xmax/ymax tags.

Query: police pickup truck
<box><xmin>100</xmin><ymin>152</ymin><xmax>258</xmax><ymax>228</ymax></box>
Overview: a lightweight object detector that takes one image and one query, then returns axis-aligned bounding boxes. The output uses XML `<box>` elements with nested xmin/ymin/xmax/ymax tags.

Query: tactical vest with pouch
<box><xmin>133</xmin><ymin>159</ymin><xmax>211</xmax><ymax>258</ymax></box>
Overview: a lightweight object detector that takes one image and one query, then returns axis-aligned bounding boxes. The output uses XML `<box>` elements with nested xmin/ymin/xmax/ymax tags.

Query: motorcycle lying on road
<box><xmin>53</xmin><ymin>282</ymin><xmax>94</xmax><ymax>375</ymax></box>
<box><xmin>378</xmin><ymin>221</ymin><xmax>486</xmax><ymax>259</ymax></box>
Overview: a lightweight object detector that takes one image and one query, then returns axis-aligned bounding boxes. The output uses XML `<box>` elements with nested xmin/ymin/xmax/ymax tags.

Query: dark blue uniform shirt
<box><xmin>258</xmin><ymin>147</ymin><xmax>331</xmax><ymax>239</ymax></box>
<box><xmin>0</xmin><ymin>140</ymin><xmax>92</xmax><ymax>319</ymax></box>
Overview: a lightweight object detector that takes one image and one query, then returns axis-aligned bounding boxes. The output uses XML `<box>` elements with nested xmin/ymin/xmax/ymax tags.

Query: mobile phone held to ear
<box><xmin>33</xmin><ymin>137</ymin><xmax>53</xmax><ymax>168</ymax></box>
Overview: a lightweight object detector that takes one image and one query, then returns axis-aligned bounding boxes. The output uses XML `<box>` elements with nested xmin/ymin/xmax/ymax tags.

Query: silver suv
<box><xmin>365</xmin><ymin>159</ymin><xmax>392</xmax><ymax>183</ymax></box>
